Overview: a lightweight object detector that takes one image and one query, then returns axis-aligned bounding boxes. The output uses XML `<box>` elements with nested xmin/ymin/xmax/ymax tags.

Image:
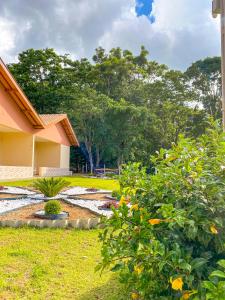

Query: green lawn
<box><xmin>0</xmin><ymin>228</ymin><xmax>127</xmax><ymax>300</ymax></box>
<box><xmin>1</xmin><ymin>175</ymin><xmax>119</xmax><ymax>191</ymax></box>
<box><xmin>0</xmin><ymin>177</ymin><xmax>122</xmax><ymax>299</ymax></box>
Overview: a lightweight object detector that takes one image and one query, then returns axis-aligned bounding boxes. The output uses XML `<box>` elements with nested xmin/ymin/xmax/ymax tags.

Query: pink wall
<box><xmin>35</xmin><ymin>123</ymin><xmax>71</xmax><ymax>146</ymax></box>
<box><xmin>0</xmin><ymin>82</ymin><xmax>71</xmax><ymax>146</ymax></box>
<box><xmin>0</xmin><ymin>82</ymin><xmax>34</xmax><ymax>132</ymax></box>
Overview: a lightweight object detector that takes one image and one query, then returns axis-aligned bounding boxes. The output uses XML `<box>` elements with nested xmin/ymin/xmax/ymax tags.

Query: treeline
<box><xmin>8</xmin><ymin>47</ymin><xmax>222</xmax><ymax>171</ymax></box>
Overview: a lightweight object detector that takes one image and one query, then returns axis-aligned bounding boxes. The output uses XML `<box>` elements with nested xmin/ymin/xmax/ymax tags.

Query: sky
<box><xmin>0</xmin><ymin>0</ymin><xmax>221</xmax><ymax>70</ymax></box>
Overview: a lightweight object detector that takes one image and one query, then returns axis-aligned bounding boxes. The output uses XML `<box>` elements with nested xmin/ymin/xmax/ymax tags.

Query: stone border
<box><xmin>0</xmin><ymin>199</ymin><xmax>108</xmax><ymax>229</ymax></box>
<box><xmin>0</xmin><ymin>217</ymin><xmax>104</xmax><ymax>229</ymax></box>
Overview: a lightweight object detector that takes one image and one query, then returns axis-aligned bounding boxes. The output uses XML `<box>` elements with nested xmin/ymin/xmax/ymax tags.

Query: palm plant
<box><xmin>33</xmin><ymin>177</ymin><xmax>69</xmax><ymax>198</ymax></box>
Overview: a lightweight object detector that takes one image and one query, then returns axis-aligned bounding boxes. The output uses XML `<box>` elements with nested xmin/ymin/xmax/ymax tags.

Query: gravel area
<box><xmin>0</xmin><ymin>199</ymin><xmax>42</xmax><ymax>214</ymax></box>
<box><xmin>67</xmin><ymin>199</ymin><xmax>113</xmax><ymax>217</ymax></box>
<box><xmin>0</xmin><ymin>200</ymin><xmax>97</xmax><ymax>220</ymax></box>
<box><xmin>71</xmin><ymin>193</ymin><xmax>112</xmax><ymax>201</ymax></box>
<box><xmin>62</xmin><ymin>187</ymin><xmax>110</xmax><ymax>195</ymax></box>
<box><xmin>0</xmin><ymin>187</ymin><xmax>35</xmax><ymax>195</ymax></box>
<box><xmin>0</xmin><ymin>186</ymin><xmax>114</xmax><ymax>217</ymax></box>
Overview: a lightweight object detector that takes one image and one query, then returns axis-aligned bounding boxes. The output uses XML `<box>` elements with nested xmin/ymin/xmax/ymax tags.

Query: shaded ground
<box><xmin>0</xmin><ymin>200</ymin><xmax>97</xmax><ymax>221</ymax></box>
<box><xmin>0</xmin><ymin>228</ymin><xmax>127</xmax><ymax>300</ymax></box>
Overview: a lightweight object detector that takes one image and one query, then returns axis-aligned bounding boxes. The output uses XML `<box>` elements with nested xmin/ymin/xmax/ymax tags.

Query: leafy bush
<box><xmin>33</xmin><ymin>177</ymin><xmax>69</xmax><ymax>197</ymax></box>
<box><xmin>44</xmin><ymin>200</ymin><xmax>61</xmax><ymax>215</ymax></box>
<box><xmin>98</xmin><ymin>124</ymin><xmax>225</xmax><ymax>299</ymax></box>
<box><xmin>202</xmin><ymin>260</ymin><xmax>225</xmax><ymax>299</ymax></box>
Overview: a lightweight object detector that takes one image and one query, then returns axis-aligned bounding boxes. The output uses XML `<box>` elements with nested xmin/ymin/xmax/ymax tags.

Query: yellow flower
<box><xmin>131</xmin><ymin>292</ymin><xmax>139</xmax><ymax>299</ymax></box>
<box><xmin>210</xmin><ymin>225</ymin><xmax>218</xmax><ymax>234</ymax></box>
<box><xmin>170</xmin><ymin>277</ymin><xmax>183</xmax><ymax>291</ymax></box>
<box><xmin>119</xmin><ymin>196</ymin><xmax>129</xmax><ymax>206</ymax></box>
<box><xmin>148</xmin><ymin>219</ymin><xmax>161</xmax><ymax>225</ymax></box>
<box><xmin>181</xmin><ymin>290</ymin><xmax>197</xmax><ymax>300</ymax></box>
<box><xmin>134</xmin><ymin>265</ymin><xmax>144</xmax><ymax>275</ymax></box>
<box><xmin>182</xmin><ymin>292</ymin><xmax>191</xmax><ymax>300</ymax></box>
<box><xmin>131</xmin><ymin>204</ymin><xmax>139</xmax><ymax>211</ymax></box>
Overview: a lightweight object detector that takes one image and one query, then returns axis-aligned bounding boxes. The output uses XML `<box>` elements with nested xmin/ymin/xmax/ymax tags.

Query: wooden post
<box><xmin>221</xmin><ymin>0</ymin><xmax>225</xmax><ymax>131</ymax></box>
<box><xmin>213</xmin><ymin>0</ymin><xmax>225</xmax><ymax>131</ymax></box>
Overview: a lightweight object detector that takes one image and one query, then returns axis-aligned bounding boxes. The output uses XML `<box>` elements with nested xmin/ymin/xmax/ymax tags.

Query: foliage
<box><xmin>202</xmin><ymin>260</ymin><xmax>225</xmax><ymax>300</ymax></box>
<box><xmin>98</xmin><ymin>125</ymin><xmax>225</xmax><ymax>299</ymax></box>
<box><xmin>185</xmin><ymin>57</ymin><xmax>222</xmax><ymax>120</ymax></box>
<box><xmin>8</xmin><ymin>47</ymin><xmax>212</xmax><ymax>169</ymax></box>
<box><xmin>33</xmin><ymin>177</ymin><xmax>69</xmax><ymax>197</ymax></box>
<box><xmin>111</xmin><ymin>190</ymin><xmax>121</xmax><ymax>199</ymax></box>
<box><xmin>44</xmin><ymin>200</ymin><xmax>61</xmax><ymax>215</ymax></box>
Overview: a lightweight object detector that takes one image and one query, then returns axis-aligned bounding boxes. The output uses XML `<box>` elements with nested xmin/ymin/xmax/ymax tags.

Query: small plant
<box><xmin>0</xmin><ymin>186</ymin><xmax>4</xmax><ymax>191</ymax></box>
<box><xmin>98</xmin><ymin>201</ymin><xmax>119</xmax><ymax>210</ymax></box>
<box><xmin>33</xmin><ymin>177</ymin><xmax>69</xmax><ymax>197</ymax></box>
<box><xmin>44</xmin><ymin>200</ymin><xmax>61</xmax><ymax>215</ymax></box>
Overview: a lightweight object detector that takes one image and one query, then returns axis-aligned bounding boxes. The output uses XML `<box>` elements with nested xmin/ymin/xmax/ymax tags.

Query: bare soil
<box><xmin>0</xmin><ymin>200</ymin><xmax>97</xmax><ymax>221</ymax></box>
<box><xmin>0</xmin><ymin>194</ymin><xmax>26</xmax><ymax>199</ymax></box>
<box><xmin>72</xmin><ymin>193</ymin><xmax>111</xmax><ymax>201</ymax></box>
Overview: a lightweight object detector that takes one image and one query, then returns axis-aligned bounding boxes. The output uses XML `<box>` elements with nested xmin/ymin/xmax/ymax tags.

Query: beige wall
<box><xmin>60</xmin><ymin>145</ymin><xmax>70</xmax><ymax>168</ymax></box>
<box><xmin>0</xmin><ymin>166</ymin><xmax>33</xmax><ymax>179</ymax></box>
<box><xmin>34</xmin><ymin>142</ymin><xmax>61</xmax><ymax>169</ymax></box>
<box><xmin>0</xmin><ymin>132</ymin><xmax>34</xmax><ymax>166</ymax></box>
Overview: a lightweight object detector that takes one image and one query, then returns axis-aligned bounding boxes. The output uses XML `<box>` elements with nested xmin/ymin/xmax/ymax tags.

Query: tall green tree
<box><xmin>185</xmin><ymin>57</ymin><xmax>222</xmax><ymax>119</ymax></box>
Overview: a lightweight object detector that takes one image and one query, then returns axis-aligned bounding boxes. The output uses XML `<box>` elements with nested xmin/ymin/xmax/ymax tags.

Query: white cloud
<box><xmin>0</xmin><ymin>0</ymin><xmax>221</xmax><ymax>69</ymax></box>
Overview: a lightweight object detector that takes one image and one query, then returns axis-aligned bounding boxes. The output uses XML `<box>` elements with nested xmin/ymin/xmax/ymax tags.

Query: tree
<box><xmin>66</xmin><ymin>88</ymin><xmax>112</xmax><ymax>173</ymax></box>
<box><xmin>185</xmin><ymin>57</ymin><xmax>222</xmax><ymax>119</ymax></box>
<box><xmin>8</xmin><ymin>48</ymin><xmax>74</xmax><ymax>114</ymax></box>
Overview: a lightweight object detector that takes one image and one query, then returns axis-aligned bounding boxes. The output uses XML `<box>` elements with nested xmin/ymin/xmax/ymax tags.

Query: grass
<box><xmin>0</xmin><ymin>228</ymin><xmax>127</xmax><ymax>300</ymax></box>
<box><xmin>0</xmin><ymin>177</ymin><xmax>122</xmax><ymax>299</ymax></box>
<box><xmin>1</xmin><ymin>175</ymin><xmax>119</xmax><ymax>191</ymax></box>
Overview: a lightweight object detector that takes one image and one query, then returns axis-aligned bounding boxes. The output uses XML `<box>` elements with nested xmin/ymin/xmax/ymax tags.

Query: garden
<box><xmin>0</xmin><ymin>126</ymin><xmax>224</xmax><ymax>299</ymax></box>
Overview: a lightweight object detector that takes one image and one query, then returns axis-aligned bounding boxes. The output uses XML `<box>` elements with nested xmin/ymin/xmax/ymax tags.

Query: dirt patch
<box><xmin>72</xmin><ymin>193</ymin><xmax>111</xmax><ymax>201</ymax></box>
<box><xmin>0</xmin><ymin>194</ymin><xmax>26</xmax><ymax>199</ymax></box>
<box><xmin>0</xmin><ymin>200</ymin><xmax>97</xmax><ymax>221</ymax></box>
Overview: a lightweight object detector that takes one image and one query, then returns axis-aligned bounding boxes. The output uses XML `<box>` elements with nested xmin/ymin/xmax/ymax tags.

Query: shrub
<box><xmin>98</xmin><ymin>124</ymin><xmax>225</xmax><ymax>299</ymax></box>
<box><xmin>33</xmin><ymin>177</ymin><xmax>69</xmax><ymax>197</ymax></box>
<box><xmin>44</xmin><ymin>200</ymin><xmax>61</xmax><ymax>215</ymax></box>
<box><xmin>202</xmin><ymin>260</ymin><xmax>225</xmax><ymax>299</ymax></box>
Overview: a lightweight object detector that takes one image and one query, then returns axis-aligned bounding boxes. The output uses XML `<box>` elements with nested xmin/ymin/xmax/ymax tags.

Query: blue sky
<box><xmin>136</xmin><ymin>0</ymin><xmax>153</xmax><ymax>17</ymax></box>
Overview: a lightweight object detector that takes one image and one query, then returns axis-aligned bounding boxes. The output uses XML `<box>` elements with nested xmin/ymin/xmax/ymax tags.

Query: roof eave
<box><xmin>0</xmin><ymin>58</ymin><xmax>45</xmax><ymax>129</ymax></box>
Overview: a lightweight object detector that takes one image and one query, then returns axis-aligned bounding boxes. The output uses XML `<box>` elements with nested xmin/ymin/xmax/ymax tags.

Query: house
<box><xmin>0</xmin><ymin>58</ymin><xmax>79</xmax><ymax>180</ymax></box>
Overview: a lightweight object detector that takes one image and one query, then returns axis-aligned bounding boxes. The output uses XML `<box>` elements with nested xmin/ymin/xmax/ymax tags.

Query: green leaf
<box><xmin>191</xmin><ymin>258</ymin><xmax>208</xmax><ymax>270</ymax></box>
<box><xmin>217</xmin><ymin>260</ymin><xmax>225</xmax><ymax>269</ymax></box>
<box><xmin>210</xmin><ymin>270</ymin><xmax>225</xmax><ymax>279</ymax></box>
<box><xmin>110</xmin><ymin>263</ymin><xmax>124</xmax><ymax>272</ymax></box>
<box><xmin>202</xmin><ymin>281</ymin><xmax>216</xmax><ymax>291</ymax></box>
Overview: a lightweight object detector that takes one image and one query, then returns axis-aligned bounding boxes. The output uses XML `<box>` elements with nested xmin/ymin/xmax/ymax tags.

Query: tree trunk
<box><xmin>85</xmin><ymin>141</ymin><xmax>94</xmax><ymax>174</ymax></box>
<box><xmin>96</xmin><ymin>146</ymin><xmax>100</xmax><ymax>168</ymax></box>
